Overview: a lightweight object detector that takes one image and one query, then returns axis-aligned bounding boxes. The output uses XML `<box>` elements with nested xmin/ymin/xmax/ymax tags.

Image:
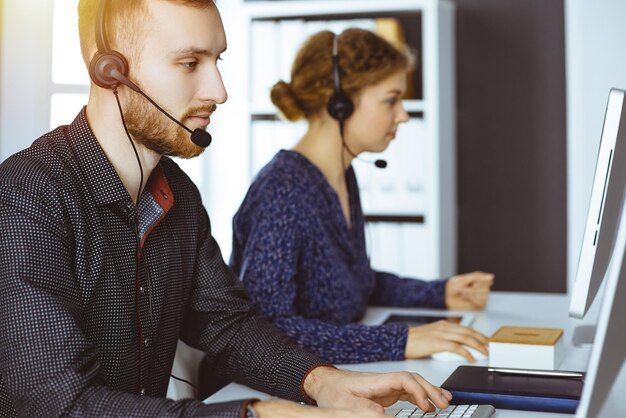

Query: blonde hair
<box><xmin>78</xmin><ymin>0</ymin><xmax>215</xmax><ymax>68</ymax></box>
<box><xmin>271</xmin><ymin>28</ymin><xmax>413</xmax><ymax>122</ymax></box>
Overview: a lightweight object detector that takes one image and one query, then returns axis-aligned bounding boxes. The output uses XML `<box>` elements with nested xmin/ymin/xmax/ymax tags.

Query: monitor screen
<box><xmin>575</xmin><ymin>164</ymin><xmax>626</xmax><ymax>418</ymax></box>
<box><xmin>569</xmin><ymin>88</ymin><xmax>626</xmax><ymax>319</ymax></box>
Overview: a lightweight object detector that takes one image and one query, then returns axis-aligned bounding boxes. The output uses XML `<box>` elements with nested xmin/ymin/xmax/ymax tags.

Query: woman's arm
<box><xmin>231</xmin><ymin>196</ymin><xmax>410</xmax><ymax>364</ymax></box>
<box><xmin>369</xmin><ymin>271</ymin><xmax>447</xmax><ymax>308</ymax></box>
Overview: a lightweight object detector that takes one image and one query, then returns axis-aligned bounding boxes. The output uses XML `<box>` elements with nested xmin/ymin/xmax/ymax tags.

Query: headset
<box><xmin>88</xmin><ymin>0</ymin><xmax>201</xmax><ymax>396</ymax></box>
<box><xmin>326</xmin><ymin>35</ymin><xmax>354</xmax><ymax>125</ymax></box>
<box><xmin>88</xmin><ymin>0</ymin><xmax>212</xmax><ymax>148</ymax></box>
<box><xmin>327</xmin><ymin>34</ymin><xmax>387</xmax><ymax>169</ymax></box>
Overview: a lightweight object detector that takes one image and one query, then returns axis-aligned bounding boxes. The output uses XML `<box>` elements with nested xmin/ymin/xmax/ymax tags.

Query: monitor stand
<box><xmin>572</xmin><ymin>324</ymin><xmax>596</xmax><ymax>348</ymax></box>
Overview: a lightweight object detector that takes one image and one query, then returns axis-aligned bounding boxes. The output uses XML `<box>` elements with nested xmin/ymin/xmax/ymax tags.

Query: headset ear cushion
<box><xmin>327</xmin><ymin>92</ymin><xmax>354</xmax><ymax>122</ymax></box>
<box><xmin>89</xmin><ymin>50</ymin><xmax>129</xmax><ymax>89</ymax></box>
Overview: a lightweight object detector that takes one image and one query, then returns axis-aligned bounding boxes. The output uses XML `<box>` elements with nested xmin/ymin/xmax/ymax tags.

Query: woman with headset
<box><xmin>230</xmin><ymin>29</ymin><xmax>494</xmax><ymax>364</ymax></box>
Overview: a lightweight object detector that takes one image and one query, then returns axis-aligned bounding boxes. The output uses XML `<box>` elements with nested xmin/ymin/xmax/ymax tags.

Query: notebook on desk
<box><xmin>440</xmin><ymin>365</ymin><xmax>584</xmax><ymax>414</ymax></box>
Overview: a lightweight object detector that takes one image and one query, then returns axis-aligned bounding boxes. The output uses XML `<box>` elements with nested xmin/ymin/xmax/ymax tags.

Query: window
<box><xmin>51</xmin><ymin>0</ymin><xmax>89</xmax><ymax>128</ymax></box>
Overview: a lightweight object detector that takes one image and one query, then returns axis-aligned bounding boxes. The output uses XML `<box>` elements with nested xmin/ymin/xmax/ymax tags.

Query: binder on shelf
<box><xmin>250</xmin><ymin>120</ymin><xmax>305</xmax><ymax>179</ymax></box>
<box><xmin>368</xmin><ymin>223</ymin><xmax>402</xmax><ymax>274</ymax></box>
<box><xmin>277</xmin><ymin>19</ymin><xmax>306</xmax><ymax>82</ymax></box>
<box><xmin>441</xmin><ymin>365</ymin><xmax>584</xmax><ymax>414</ymax></box>
<box><xmin>347</xmin><ymin>18</ymin><xmax>377</xmax><ymax>32</ymax></box>
<box><xmin>377</xmin><ymin>136</ymin><xmax>400</xmax><ymax>194</ymax></box>
<box><xmin>325</xmin><ymin>19</ymin><xmax>355</xmax><ymax>36</ymax></box>
<box><xmin>375</xmin><ymin>17</ymin><xmax>406</xmax><ymax>49</ymax></box>
<box><xmin>250</xmin><ymin>120</ymin><xmax>277</xmax><ymax>177</ymax></box>
<box><xmin>303</xmin><ymin>20</ymin><xmax>327</xmax><ymax>39</ymax></box>
<box><xmin>250</xmin><ymin>20</ymin><xmax>278</xmax><ymax>105</ymax></box>
<box><xmin>400</xmin><ymin>223</ymin><xmax>433</xmax><ymax>278</ymax></box>
<box><xmin>357</xmin><ymin>117</ymin><xmax>426</xmax><ymax>216</ymax></box>
<box><xmin>399</xmin><ymin>117</ymin><xmax>426</xmax><ymax>194</ymax></box>
<box><xmin>375</xmin><ymin>18</ymin><xmax>415</xmax><ymax>99</ymax></box>
<box><xmin>274</xmin><ymin>120</ymin><xmax>306</xmax><ymax>152</ymax></box>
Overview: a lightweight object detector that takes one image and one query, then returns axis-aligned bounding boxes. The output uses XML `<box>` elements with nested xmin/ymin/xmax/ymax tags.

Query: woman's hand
<box><xmin>445</xmin><ymin>271</ymin><xmax>494</xmax><ymax>310</ymax></box>
<box><xmin>404</xmin><ymin>320</ymin><xmax>489</xmax><ymax>362</ymax></box>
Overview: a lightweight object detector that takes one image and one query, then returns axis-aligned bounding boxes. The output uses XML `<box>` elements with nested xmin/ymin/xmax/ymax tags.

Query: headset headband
<box><xmin>332</xmin><ymin>35</ymin><xmax>343</xmax><ymax>96</ymax></box>
<box><xmin>95</xmin><ymin>0</ymin><xmax>110</xmax><ymax>53</ymax></box>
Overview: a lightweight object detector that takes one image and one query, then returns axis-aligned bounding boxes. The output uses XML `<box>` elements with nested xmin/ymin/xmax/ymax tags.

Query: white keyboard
<box><xmin>391</xmin><ymin>404</ymin><xmax>496</xmax><ymax>418</ymax></box>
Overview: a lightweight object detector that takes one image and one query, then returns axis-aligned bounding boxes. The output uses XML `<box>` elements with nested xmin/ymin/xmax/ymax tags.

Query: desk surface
<box><xmin>205</xmin><ymin>291</ymin><xmax>625</xmax><ymax>417</ymax></box>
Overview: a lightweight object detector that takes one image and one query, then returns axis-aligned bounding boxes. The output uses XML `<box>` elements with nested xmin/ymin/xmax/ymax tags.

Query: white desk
<box><xmin>205</xmin><ymin>291</ymin><xmax>626</xmax><ymax>416</ymax></box>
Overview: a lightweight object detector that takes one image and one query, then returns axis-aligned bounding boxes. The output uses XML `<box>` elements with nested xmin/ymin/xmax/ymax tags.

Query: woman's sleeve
<box><xmin>273</xmin><ymin>315</ymin><xmax>409</xmax><ymax>364</ymax></box>
<box><xmin>369</xmin><ymin>270</ymin><xmax>447</xmax><ymax>309</ymax></box>
<box><xmin>231</xmin><ymin>192</ymin><xmax>409</xmax><ymax>364</ymax></box>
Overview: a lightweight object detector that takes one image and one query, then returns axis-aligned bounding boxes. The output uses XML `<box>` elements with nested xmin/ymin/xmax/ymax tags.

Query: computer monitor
<box><xmin>574</xmin><ymin>168</ymin><xmax>626</xmax><ymax>418</ymax></box>
<box><xmin>569</xmin><ymin>89</ymin><xmax>626</xmax><ymax>344</ymax></box>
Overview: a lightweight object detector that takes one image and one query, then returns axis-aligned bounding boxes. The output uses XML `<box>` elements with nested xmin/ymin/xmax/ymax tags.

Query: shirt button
<box><xmin>144</xmin><ymin>338</ymin><xmax>151</xmax><ymax>347</ymax></box>
<box><xmin>139</xmin><ymin>285</ymin><xmax>145</xmax><ymax>294</ymax></box>
<box><xmin>140</xmin><ymin>388</ymin><xmax>146</xmax><ymax>396</ymax></box>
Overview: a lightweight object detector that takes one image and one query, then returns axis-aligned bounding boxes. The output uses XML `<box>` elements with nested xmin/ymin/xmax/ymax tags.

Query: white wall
<box><xmin>202</xmin><ymin>0</ymin><xmax>251</xmax><ymax>258</ymax></box>
<box><xmin>0</xmin><ymin>1</ymin><xmax>54</xmax><ymax>161</ymax></box>
<box><xmin>565</xmin><ymin>0</ymin><xmax>626</xmax><ymax>290</ymax></box>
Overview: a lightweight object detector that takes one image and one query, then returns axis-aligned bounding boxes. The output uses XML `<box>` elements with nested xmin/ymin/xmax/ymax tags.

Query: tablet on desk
<box><xmin>383</xmin><ymin>312</ymin><xmax>475</xmax><ymax>327</ymax></box>
<box><xmin>441</xmin><ymin>365</ymin><xmax>584</xmax><ymax>414</ymax></box>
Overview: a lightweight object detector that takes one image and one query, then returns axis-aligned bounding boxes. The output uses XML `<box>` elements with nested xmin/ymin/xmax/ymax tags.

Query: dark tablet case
<box><xmin>441</xmin><ymin>365</ymin><xmax>584</xmax><ymax>414</ymax></box>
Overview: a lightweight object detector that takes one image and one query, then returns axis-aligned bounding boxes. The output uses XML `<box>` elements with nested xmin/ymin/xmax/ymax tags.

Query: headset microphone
<box><xmin>89</xmin><ymin>0</ymin><xmax>212</xmax><ymax>148</ymax></box>
<box><xmin>342</xmin><ymin>144</ymin><xmax>388</xmax><ymax>168</ymax></box>
<box><xmin>374</xmin><ymin>159</ymin><xmax>388</xmax><ymax>169</ymax></box>
<box><xmin>108</xmin><ymin>69</ymin><xmax>212</xmax><ymax>148</ymax></box>
<box><xmin>327</xmin><ymin>34</ymin><xmax>387</xmax><ymax>169</ymax></box>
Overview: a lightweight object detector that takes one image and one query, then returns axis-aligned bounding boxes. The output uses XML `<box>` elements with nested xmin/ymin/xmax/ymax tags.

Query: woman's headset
<box><xmin>326</xmin><ymin>34</ymin><xmax>354</xmax><ymax>124</ymax></box>
<box><xmin>328</xmin><ymin>34</ymin><xmax>387</xmax><ymax>169</ymax></box>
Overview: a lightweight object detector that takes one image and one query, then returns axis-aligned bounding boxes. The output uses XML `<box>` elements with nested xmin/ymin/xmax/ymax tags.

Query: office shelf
<box><xmin>241</xmin><ymin>0</ymin><xmax>456</xmax><ymax>278</ymax></box>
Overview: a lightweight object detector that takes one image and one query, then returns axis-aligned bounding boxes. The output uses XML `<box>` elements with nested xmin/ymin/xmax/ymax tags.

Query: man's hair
<box><xmin>77</xmin><ymin>0</ymin><xmax>215</xmax><ymax>69</ymax></box>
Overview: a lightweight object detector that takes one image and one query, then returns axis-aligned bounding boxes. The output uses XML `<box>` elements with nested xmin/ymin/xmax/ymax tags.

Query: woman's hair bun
<box><xmin>271</xmin><ymin>80</ymin><xmax>306</xmax><ymax>121</ymax></box>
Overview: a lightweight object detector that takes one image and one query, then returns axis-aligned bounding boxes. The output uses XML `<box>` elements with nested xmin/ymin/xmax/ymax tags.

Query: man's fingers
<box><xmin>409</xmin><ymin>373</ymin><xmax>450</xmax><ymax>410</ymax></box>
<box><xmin>388</xmin><ymin>372</ymin><xmax>449</xmax><ymax>411</ymax></box>
<box><xmin>353</xmin><ymin>397</ymin><xmax>385</xmax><ymax>414</ymax></box>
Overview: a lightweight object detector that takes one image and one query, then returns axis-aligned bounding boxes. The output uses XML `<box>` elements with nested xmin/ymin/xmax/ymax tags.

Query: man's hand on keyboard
<box><xmin>252</xmin><ymin>399</ymin><xmax>397</xmax><ymax>417</ymax></box>
<box><xmin>303</xmin><ymin>367</ymin><xmax>452</xmax><ymax>413</ymax></box>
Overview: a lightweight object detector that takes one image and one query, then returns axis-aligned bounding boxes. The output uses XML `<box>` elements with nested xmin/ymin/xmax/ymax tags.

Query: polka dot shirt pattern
<box><xmin>230</xmin><ymin>150</ymin><xmax>447</xmax><ymax>364</ymax></box>
<box><xmin>0</xmin><ymin>110</ymin><xmax>326</xmax><ymax>417</ymax></box>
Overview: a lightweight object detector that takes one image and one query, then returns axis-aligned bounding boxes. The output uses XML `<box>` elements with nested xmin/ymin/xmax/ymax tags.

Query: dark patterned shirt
<box><xmin>230</xmin><ymin>150</ymin><xmax>447</xmax><ymax>364</ymax></box>
<box><xmin>0</xmin><ymin>110</ymin><xmax>326</xmax><ymax>417</ymax></box>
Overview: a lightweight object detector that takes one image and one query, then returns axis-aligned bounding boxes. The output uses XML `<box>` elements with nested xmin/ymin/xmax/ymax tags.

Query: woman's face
<box><xmin>344</xmin><ymin>70</ymin><xmax>410</xmax><ymax>154</ymax></box>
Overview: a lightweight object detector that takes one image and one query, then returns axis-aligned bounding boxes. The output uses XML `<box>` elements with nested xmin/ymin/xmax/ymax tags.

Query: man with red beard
<box><xmin>0</xmin><ymin>1</ymin><xmax>452</xmax><ymax>417</ymax></box>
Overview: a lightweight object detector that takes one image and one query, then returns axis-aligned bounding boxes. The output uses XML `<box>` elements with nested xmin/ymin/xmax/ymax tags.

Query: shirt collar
<box><xmin>67</xmin><ymin>108</ymin><xmax>133</xmax><ymax>206</ymax></box>
<box><xmin>67</xmin><ymin>107</ymin><xmax>173</xmax><ymax>209</ymax></box>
